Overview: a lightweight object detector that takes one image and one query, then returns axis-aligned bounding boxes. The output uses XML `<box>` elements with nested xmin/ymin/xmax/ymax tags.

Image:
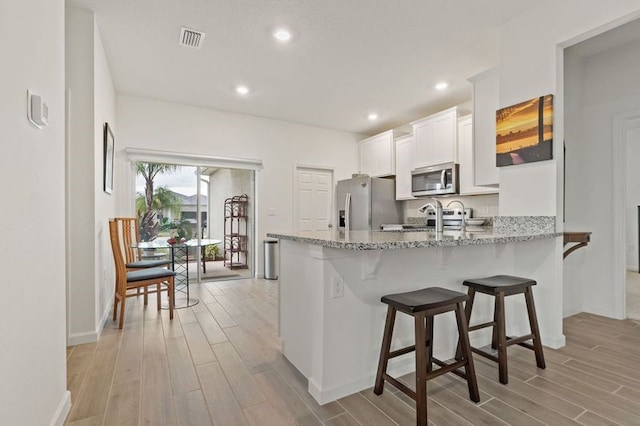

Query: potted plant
<box><xmin>204</xmin><ymin>243</ymin><xmax>223</xmax><ymax>261</ymax></box>
<box><xmin>160</xmin><ymin>218</ymin><xmax>194</xmax><ymax>243</ymax></box>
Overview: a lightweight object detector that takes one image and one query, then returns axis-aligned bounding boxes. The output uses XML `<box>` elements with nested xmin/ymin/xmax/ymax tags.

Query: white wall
<box><xmin>66</xmin><ymin>7</ymin><xmax>96</xmax><ymax>344</ymax></box>
<box><xmin>93</xmin><ymin>16</ymin><xmax>118</xmax><ymax>335</ymax></box>
<box><xmin>499</xmin><ymin>0</ymin><xmax>640</xmax><ymax>320</ymax></box>
<box><xmin>0</xmin><ymin>0</ymin><xmax>69</xmax><ymax>424</ymax></box>
<box><xmin>116</xmin><ymin>96</ymin><xmax>360</xmax><ymax>273</ymax></box>
<box><xmin>565</xmin><ymin>36</ymin><xmax>640</xmax><ymax>317</ymax></box>
<box><xmin>499</xmin><ymin>0</ymin><xmax>640</xmax><ymax>217</ymax></box>
<box><xmin>66</xmin><ymin>7</ymin><xmax>117</xmax><ymax>344</ymax></box>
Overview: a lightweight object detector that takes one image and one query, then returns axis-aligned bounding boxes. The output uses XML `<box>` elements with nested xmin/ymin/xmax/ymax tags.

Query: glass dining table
<box><xmin>134</xmin><ymin>238</ymin><xmax>222</xmax><ymax>308</ymax></box>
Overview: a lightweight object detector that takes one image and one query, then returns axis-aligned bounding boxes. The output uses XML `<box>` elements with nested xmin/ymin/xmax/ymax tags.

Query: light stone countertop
<box><xmin>267</xmin><ymin>216</ymin><xmax>561</xmax><ymax>251</ymax></box>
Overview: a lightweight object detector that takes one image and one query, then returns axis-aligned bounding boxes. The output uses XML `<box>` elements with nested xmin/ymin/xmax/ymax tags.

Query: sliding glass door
<box><xmin>134</xmin><ymin>161</ymin><xmax>254</xmax><ymax>281</ymax></box>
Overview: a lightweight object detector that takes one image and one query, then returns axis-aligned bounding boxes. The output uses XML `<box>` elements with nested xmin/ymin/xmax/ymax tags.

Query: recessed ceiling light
<box><xmin>368</xmin><ymin>113</ymin><xmax>378</xmax><ymax>121</ymax></box>
<box><xmin>435</xmin><ymin>82</ymin><xmax>449</xmax><ymax>90</ymax></box>
<box><xmin>235</xmin><ymin>85</ymin><xmax>250</xmax><ymax>95</ymax></box>
<box><xmin>273</xmin><ymin>29</ymin><xmax>291</xmax><ymax>42</ymax></box>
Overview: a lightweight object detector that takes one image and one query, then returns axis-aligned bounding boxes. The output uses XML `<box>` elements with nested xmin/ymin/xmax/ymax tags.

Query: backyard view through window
<box><xmin>135</xmin><ymin>161</ymin><xmax>254</xmax><ymax>281</ymax></box>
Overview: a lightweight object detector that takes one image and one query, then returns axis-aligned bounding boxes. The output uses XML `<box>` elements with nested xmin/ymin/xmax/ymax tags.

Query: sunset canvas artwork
<box><xmin>496</xmin><ymin>94</ymin><xmax>553</xmax><ymax>166</ymax></box>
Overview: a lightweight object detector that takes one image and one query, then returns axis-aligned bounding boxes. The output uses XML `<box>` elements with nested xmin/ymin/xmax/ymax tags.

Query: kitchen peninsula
<box><xmin>267</xmin><ymin>217</ymin><xmax>564</xmax><ymax>404</ymax></box>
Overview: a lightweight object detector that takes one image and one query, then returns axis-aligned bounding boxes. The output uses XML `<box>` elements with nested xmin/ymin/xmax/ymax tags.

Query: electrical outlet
<box><xmin>331</xmin><ymin>277</ymin><xmax>344</xmax><ymax>298</ymax></box>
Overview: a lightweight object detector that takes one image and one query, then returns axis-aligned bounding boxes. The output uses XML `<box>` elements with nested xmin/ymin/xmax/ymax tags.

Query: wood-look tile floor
<box><xmin>65</xmin><ymin>278</ymin><xmax>640</xmax><ymax>425</ymax></box>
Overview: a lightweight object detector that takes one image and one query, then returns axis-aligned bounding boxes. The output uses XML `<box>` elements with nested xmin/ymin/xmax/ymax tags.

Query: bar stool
<box><xmin>374</xmin><ymin>287</ymin><xmax>480</xmax><ymax>426</ymax></box>
<box><xmin>459</xmin><ymin>275</ymin><xmax>546</xmax><ymax>384</ymax></box>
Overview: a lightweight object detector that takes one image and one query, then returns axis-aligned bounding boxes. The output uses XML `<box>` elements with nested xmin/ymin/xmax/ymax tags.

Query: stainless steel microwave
<box><xmin>411</xmin><ymin>162</ymin><xmax>459</xmax><ymax>196</ymax></box>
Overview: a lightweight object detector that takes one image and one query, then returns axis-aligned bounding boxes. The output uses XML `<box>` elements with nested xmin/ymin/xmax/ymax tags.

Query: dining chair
<box><xmin>113</xmin><ymin>217</ymin><xmax>171</xmax><ymax>270</ymax></box>
<box><xmin>114</xmin><ymin>216</ymin><xmax>173</xmax><ymax>305</ymax></box>
<box><xmin>109</xmin><ymin>219</ymin><xmax>176</xmax><ymax>329</ymax></box>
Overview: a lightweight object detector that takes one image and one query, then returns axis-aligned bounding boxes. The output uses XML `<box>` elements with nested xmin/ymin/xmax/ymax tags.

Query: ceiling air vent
<box><xmin>179</xmin><ymin>27</ymin><xmax>205</xmax><ymax>49</ymax></box>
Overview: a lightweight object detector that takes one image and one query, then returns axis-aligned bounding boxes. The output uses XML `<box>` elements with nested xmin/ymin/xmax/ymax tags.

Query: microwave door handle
<box><xmin>440</xmin><ymin>170</ymin><xmax>446</xmax><ymax>190</ymax></box>
<box><xmin>345</xmin><ymin>193</ymin><xmax>351</xmax><ymax>231</ymax></box>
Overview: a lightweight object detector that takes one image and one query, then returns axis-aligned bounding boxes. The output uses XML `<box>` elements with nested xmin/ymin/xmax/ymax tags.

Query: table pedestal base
<box><xmin>163</xmin><ymin>296</ymin><xmax>199</xmax><ymax>309</ymax></box>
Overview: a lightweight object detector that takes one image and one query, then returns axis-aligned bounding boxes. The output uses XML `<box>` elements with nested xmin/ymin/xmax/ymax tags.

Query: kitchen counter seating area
<box><xmin>267</xmin><ymin>216</ymin><xmax>565</xmax><ymax>405</ymax></box>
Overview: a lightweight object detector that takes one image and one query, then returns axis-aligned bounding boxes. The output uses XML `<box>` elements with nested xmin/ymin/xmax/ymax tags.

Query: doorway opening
<box><xmin>621</xmin><ymin>114</ymin><xmax>640</xmax><ymax>319</ymax></box>
<box><xmin>134</xmin><ymin>162</ymin><xmax>255</xmax><ymax>281</ymax></box>
<box><xmin>563</xmin><ymin>17</ymin><xmax>640</xmax><ymax>320</ymax></box>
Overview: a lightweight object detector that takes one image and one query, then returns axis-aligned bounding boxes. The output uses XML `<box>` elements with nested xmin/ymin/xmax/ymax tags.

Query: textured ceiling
<box><xmin>68</xmin><ymin>0</ymin><xmax>538</xmax><ymax>135</ymax></box>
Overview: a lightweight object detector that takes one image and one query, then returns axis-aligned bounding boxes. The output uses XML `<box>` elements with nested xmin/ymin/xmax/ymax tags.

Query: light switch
<box><xmin>27</xmin><ymin>90</ymin><xmax>49</xmax><ymax>128</ymax></box>
<box><xmin>268</xmin><ymin>208</ymin><xmax>276</xmax><ymax>216</ymax></box>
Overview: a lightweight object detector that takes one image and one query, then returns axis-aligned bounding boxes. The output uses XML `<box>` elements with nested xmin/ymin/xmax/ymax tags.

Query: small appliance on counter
<box><xmin>337</xmin><ymin>174</ymin><xmax>402</xmax><ymax>231</ymax></box>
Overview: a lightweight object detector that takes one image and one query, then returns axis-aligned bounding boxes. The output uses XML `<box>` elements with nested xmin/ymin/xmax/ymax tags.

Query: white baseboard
<box><xmin>563</xmin><ymin>306</ymin><xmax>582</xmax><ymax>318</ymax></box>
<box><xmin>49</xmin><ymin>390</ymin><xmax>71</xmax><ymax>426</ymax></box>
<box><xmin>307</xmin><ymin>357</ymin><xmax>415</xmax><ymax>405</ymax></box>
<box><xmin>543</xmin><ymin>334</ymin><xmax>566</xmax><ymax>349</ymax></box>
<box><xmin>68</xmin><ymin>330</ymin><xmax>98</xmax><ymax>346</ymax></box>
<box><xmin>97</xmin><ymin>300</ymin><xmax>112</xmax><ymax>335</ymax></box>
<box><xmin>68</xmin><ymin>302</ymin><xmax>112</xmax><ymax>346</ymax></box>
<box><xmin>584</xmin><ymin>306</ymin><xmax>625</xmax><ymax>320</ymax></box>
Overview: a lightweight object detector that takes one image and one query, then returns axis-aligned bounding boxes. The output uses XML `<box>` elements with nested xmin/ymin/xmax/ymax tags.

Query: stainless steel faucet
<box><xmin>446</xmin><ymin>200</ymin><xmax>466</xmax><ymax>232</ymax></box>
<box><xmin>418</xmin><ymin>198</ymin><xmax>443</xmax><ymax>233</ymax></box>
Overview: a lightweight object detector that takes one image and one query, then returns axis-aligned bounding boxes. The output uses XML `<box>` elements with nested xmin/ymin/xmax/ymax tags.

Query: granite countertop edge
<box><xmin>266</xmin><ymin>230</ymin><xmax>563</xmax><ymax>251</ymax></box>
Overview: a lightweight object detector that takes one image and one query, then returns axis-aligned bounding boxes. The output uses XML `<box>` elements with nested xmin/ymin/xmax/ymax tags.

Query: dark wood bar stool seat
<box><xmin>374</xmin><ymin>287</ymin><xmax>480</xmax><ymax>426</ymax></box>
<box><xmin>460</xmin><ymin>275</ymin><xmax>546</xmax><ymax>384</ymax></box>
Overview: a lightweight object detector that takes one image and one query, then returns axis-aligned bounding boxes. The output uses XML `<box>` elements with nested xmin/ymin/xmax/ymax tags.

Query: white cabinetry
<box><xmin>394</xmin><ymin>134</ymin><xmax>416</xmax><ymax>200</ymax></box>
<box><xmin>358</xmin><ymin>130</ymin><xmax>395</xmax><ymax>177</ymax></box>
<box><xmin>458</xmin><ymin>115</ymin><xmax>498</xmax><ymax>195</ymax></box>
<box><xmin>469</xmin><ymin>68</ymin><xmax>499</xmax><ymax>187</ymax></box>
<box><xmin>411</xmin><ymin>106</ymin><xmax>458</xmax><ymax>168</ymax></box>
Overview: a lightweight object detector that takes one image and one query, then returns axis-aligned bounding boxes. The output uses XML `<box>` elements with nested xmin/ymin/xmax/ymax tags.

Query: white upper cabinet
<box><xmin>411</xmin><ymin>106</ymin><xmax>458</xmax><ymax>168</ymax></box>
<box><xmin>358</xmin><ymin>130</ymin><xmax>395</xmax><ymax>177</ymax></box>
<box><xmin>468</xmin><ymin>68</ymin><xmax>499</xmax><ymax>187</ymax></box>
<box><xmin>394</xmin><ymin>134</ymin><xmax>416</xmax><ymax>200</ymax></box>
<box><xmin>458</xmin><ymin>115</ymin><xmax>498</xmax><ymax>195</ymax></box>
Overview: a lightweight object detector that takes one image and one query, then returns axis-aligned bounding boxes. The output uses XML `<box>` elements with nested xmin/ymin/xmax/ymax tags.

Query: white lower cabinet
<box><xmin>394</xmin><ymin>134</ymin><xmax>416</xmax><ymax>200</ymax></box>
<box><xmin>458</xmin><ymin>115</ymin><xmax>498</xmax><ymax>195</ymax></box>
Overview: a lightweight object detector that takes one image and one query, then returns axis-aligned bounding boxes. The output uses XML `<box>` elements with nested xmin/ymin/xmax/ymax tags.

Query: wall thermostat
<box><xmin>27</xmin><ymin>90</ymin><xmax>49</xmax><ymax>128</ymax></box>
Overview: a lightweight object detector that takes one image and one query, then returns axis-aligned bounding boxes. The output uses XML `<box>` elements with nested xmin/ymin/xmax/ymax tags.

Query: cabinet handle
<box><xmin>345</xmin><ymin>193</ymin><xmax>351</xmax><ymax>232</ymax></box>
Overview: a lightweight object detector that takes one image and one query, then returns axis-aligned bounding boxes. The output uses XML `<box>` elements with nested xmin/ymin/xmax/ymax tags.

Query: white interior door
<box><xmin>295</xmin><ymin>167</ymin><xmax>333</xmax><ymax>231</ymax></box>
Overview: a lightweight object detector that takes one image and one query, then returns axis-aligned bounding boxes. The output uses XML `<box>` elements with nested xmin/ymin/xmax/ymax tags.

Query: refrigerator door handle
<box><xmin>345</xmin><ymin>193</ymin><xmax>351</xmax><ymax>231</ymax></box>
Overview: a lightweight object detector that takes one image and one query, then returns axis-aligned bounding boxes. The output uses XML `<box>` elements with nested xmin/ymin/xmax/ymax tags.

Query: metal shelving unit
<box><xmin>224</xmin><ymin>194</ymin><xmax>249</xmax><ymax>270</ymax></box>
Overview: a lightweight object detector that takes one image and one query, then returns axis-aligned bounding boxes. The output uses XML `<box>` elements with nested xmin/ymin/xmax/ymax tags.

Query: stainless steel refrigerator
<box><xmin>337</xmin><ymin>175</ymin><xmax>402</xmax><ymax>231</ymax></box>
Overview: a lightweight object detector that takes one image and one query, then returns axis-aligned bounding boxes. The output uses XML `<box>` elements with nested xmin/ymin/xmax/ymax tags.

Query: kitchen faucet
<box><xmin>418</xmin><ymin>198</ymin><xmax>443</xmax><ymax>233</ymax></box>
<box><xmin>446</xmin><ymin>200</ymin><xmax>466</xmax><ymax>232</ymax></box>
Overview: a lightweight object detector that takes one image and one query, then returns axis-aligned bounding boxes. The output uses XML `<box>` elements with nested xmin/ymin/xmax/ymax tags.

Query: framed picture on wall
<box><xmin>103</xmin><ymin>122</ymin><xmax>114</xmax><ymax>194</ymax></box>
<box><xmin>496</xmin><ymin>94</ymin><xmax>553</xmax><ymax>167</ymax></box>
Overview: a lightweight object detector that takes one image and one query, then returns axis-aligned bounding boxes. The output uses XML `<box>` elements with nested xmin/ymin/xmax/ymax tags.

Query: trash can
<box><xmin>264</xmin><ymin>239</ymin><xmax>278</xmax><ymax>280</ymax></box>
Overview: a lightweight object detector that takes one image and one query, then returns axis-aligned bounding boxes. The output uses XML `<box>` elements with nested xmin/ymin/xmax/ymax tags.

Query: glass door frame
<box><xmin>123</xmin><ymin>148</ymin><xmax>261</xmax><ymax>281</ymax></box>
